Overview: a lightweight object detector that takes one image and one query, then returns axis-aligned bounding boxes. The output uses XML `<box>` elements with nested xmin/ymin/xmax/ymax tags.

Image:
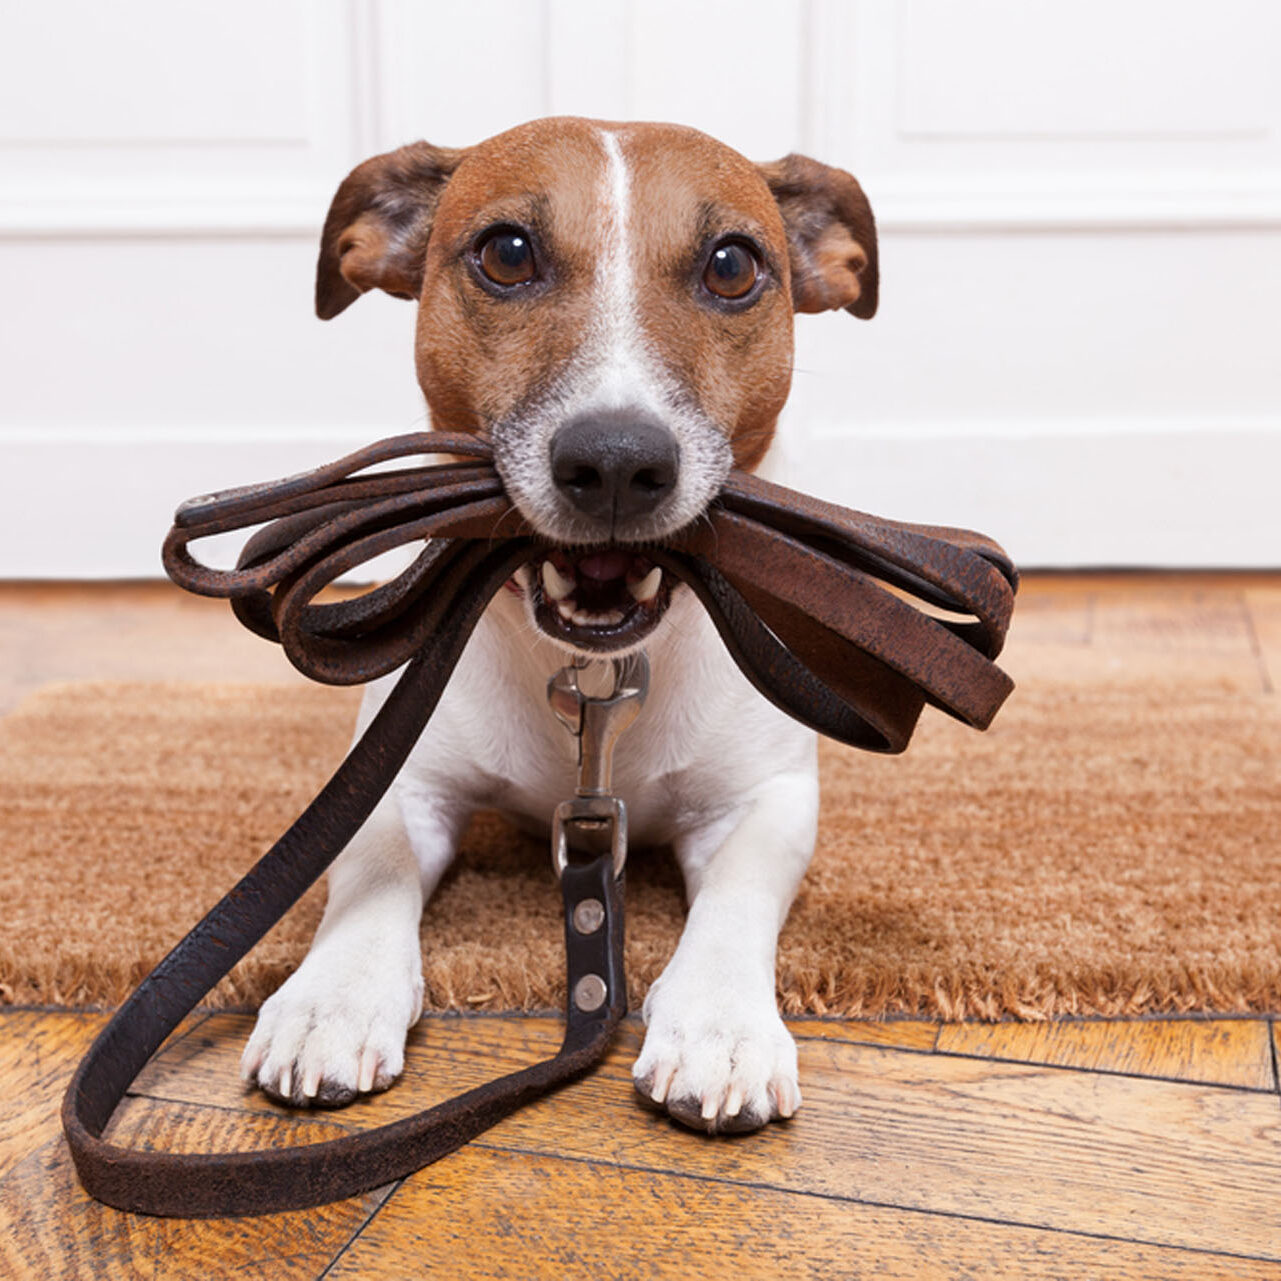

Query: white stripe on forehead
<box><xmin>582</xmin><ymin>127</ymin><xmax>663</xmax><ymax>412</ymax></box>
<box><xmin>599</xmin><ymin>129</ymin><xmax>633</xmax><ymax>315</ymax></box>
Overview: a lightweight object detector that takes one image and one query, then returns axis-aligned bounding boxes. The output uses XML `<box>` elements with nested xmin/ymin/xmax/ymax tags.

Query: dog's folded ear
<box><xmin>315</xmin><ymin>142</ymin><xmax>468</xmax><ymax>320</ymax></box>
<box><xmin>757</xmin><ymin>154</ymin><xmax>878</xmax><ymax>319</ymax></box>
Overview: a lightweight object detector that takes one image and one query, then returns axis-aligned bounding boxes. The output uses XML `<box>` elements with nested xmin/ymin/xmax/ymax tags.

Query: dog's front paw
<box><xmin>240</xmin><ymin>944</ymin><xmax>423</xmax><ymax>1108</ymax></box>
<box><xmin>632</xmin><ymin>970</ymin><xmax>800</xmax><ymax>1134</ymax></box>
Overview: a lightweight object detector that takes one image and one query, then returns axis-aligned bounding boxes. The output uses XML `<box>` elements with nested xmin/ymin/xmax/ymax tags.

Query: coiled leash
<box><xmin>62</xmin><ymin>433</ymin><xmax>1017</xmax><ymax>1217</ymax></box>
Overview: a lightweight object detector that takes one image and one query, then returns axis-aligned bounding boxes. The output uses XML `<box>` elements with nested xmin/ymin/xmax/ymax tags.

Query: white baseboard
<box><xmin>1</xmin><ymin>422</ymin><xmax>1277</xmax><ymax>578</ymax></box>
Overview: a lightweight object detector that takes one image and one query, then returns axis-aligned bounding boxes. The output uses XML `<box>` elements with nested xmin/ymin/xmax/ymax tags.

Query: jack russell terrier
<box><xmin>241</xmin><ymin>116</ymin><xmax>878</xmax><ymax>1133</ymax></box>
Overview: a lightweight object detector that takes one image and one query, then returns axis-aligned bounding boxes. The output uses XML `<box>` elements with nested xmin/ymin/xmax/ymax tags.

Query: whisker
<box><xmin>488</xmin><ymin>504</ymin><xmax>532</xmax><ymax>542</ymax></box>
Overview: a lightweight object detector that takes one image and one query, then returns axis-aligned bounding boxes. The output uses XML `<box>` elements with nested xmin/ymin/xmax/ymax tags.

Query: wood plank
<box><xmin>1016</xmin><ymin>573</ymin><xmax>1281</xmax><ymax>599</ymax></box>
<box><xmin>329</xmin><ymin>1144</ymin><xmax>1281</xmax><ymax>1281</ymax></box>
<box><xmin>130</xmin><ymin>1012</ymin><xmax>575</xmax><ymax>1122</ymax></box>
<box><xmin>464</xmin><ymin>1039</ymin><xmax>1281</xmax><ymax>1261</ymax></box>
<box><xmin>789</xmin><ymin>1018</ymin><xmax>939</xmax><ymax>1050</ymax></box>
<box><xmin>129</xmin><ymin>1012</ymin><xmax>1281</xmax><ymax>1260</ymax></box>
<box><xmin>0</xmin><ymin>1010</ymin><xmax>108</xmax><ymax>1180</ymax></box>
<box><xmin>0</xmin><ymin>581</ymin><xmax>309</xmax><ymax>713</ymax></box>
<box><xmin>1004</xmin><ymin>586</ymin><xmax>1094</xmax><ymax>647</ymax></box>
<box><xmin>0</xmin><ymin>1096</ymin><xmax>390</xmax><ymax>1280</ymax></box>
<box><xmin>936</xmin><ymin>1018</ymin><xmax>1275</xmax><ymax>1090</ymax></box>
<box><xmin>0</xmin><ymin>1010</ymin><xmax>218</xmax><ymax>1181</ymax></box>
<box><xmin>1004</xmin><ymin>583</ymin><xmax>1267</xmax><ymax>691</ymax></box>
<box><xmin>132</xmin><ymin>1015</ymin><xmax>939</xmax><ymax>1118</ymax></box>
<box><xmin>1037</xmin><ymin>586</ymin><xmax>1266</xmax><ymax>693</ymax></box>
<box><xmin>1088</xmin><ymin>591</ymin><xmax>1255</xmax><ymax>653</ymax></box>
<box><xmin>1</xmin><ymin>575</ymin><xmax>1270</xmax><ymax>711</ymax></box>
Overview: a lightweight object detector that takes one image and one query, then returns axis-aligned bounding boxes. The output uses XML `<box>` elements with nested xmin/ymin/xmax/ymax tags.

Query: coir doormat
<box><xmin>1</xmin><ymin>674</ymin><xmax>1277</xmax><ymax>1019</ymax></box>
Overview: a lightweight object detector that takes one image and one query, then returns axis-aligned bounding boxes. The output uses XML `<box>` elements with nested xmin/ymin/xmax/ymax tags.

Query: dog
<box><xmin>240</xmin><ymin>116</ymin><xmax>877</xmax><ymax>1133</ymax></box>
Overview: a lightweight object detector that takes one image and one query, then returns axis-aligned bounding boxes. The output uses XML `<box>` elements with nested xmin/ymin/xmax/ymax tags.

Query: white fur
<box><xmin>243</xmin><ymin>586</ymin><xmax>818</xmax><ymax>1129</ymax></box>
<box><xmin>491</xmin><ymin>128</ymin><xmax>732</xmax><ymax>547</ymax></box>
<box><xmin>594</xmin><ymin>128</ymin><xmax>642</xmax><ymax>396</ymax></box>
<box><xmin>242</xmin><ymin>133</ymin><xmax>821</xmax><ymax>1133</ymax></box>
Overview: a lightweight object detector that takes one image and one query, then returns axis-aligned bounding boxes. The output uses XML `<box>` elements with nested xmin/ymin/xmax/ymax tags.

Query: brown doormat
<box><xmin>1</xmin><ymin>674</ymin><xmax>1278</xmax><ymax>1019</ymax></box>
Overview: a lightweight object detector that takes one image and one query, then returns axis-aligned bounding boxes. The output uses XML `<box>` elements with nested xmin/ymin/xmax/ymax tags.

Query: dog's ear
<box><xmin>315</xmin><ymin>141</ymin><xmax>468</xmax><ymax>320</ymax></box>
<box><xmin>757</xmin><ymin>154</ymin><xmax>878</xmax><ymax>319</ymax></box>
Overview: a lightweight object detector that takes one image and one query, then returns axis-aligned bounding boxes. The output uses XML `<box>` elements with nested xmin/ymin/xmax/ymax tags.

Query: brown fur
<box><xmin>314</xmin><ymin>117</ymin><xmax>878</xmax><ymax>468</ymax></box>
<box><xmin>620</xmin><ymin>125</ymin><xmax>796</xmax><ymax>470</ymax></box>
<box><xmin>316</xmin><ymin>142</ymin><xmax>466</xmax><ymax>320</ymax></box>
<box><xmin>756</xmin><ymin>153</ymin><xmax>879</xmax><ymax>318</ymax></box>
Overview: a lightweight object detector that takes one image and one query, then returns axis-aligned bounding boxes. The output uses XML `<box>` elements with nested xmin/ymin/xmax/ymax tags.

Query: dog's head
<box><xmin>316</xmin><ymin>117</ymin><xmax>876</xmax><ymax>655</ymax></box>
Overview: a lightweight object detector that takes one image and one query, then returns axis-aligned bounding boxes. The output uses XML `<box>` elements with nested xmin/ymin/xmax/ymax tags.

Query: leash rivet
<box><xmin>573</xmin><ymin>974</ymin><xmax>608</xmax><ymax>1012</ymax></box>
<box><xmin>572</xmin><ymin>898</ymin><xmax>605</xmax><ymax>935</ymax></box>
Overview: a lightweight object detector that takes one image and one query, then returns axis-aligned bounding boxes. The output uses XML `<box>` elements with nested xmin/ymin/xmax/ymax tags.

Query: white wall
<box><xmin>2</xmin><ymin>0</ymin><xmax>1278</xmax><ymax>574</ymax></box>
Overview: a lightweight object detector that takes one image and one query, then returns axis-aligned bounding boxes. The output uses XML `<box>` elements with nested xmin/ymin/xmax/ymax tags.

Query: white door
<box><xmin>2</xmin><ymin>0</ymin><xmax>1278</xmax><ymax>574</ymax></box>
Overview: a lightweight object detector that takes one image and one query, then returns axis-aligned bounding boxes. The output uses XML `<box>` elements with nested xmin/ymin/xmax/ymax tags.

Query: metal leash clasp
<box><xmin>546</xmin><ymin>651</ymin><xmax>649</xmax><ymax>880</ymax></box>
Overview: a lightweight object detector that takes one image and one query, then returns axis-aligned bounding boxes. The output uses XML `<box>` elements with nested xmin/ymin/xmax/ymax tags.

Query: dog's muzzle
<box><xmin>523</xmin><ymin>409</ymin><xmax>683</xmax><ymax>650</ymax></box>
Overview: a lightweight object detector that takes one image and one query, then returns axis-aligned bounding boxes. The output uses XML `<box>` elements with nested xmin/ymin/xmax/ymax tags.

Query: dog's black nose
<box><xmin>550</xmin><ymin>411</ymin><xmax>680</xmax><ymax>523</ymax></box>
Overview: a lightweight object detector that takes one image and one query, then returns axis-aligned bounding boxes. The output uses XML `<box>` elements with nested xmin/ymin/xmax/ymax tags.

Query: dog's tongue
<box><xmin>577</xmin><ymin>550</ymin><xmax>630</xmax><ymax>582</ymax></box>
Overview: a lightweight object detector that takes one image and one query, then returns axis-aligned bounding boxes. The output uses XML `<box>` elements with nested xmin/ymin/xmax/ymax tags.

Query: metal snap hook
<box><xmin>546</xmin><ymin>652</ymin><xmax>649</xmax><ymax>879</ymax></box>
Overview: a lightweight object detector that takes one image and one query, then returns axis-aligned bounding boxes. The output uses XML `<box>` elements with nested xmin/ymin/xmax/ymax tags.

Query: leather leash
<box><xmin>62</xmin><ymin>432</ymin><xmax>1017</xmax><ymax>1217</ymax></box>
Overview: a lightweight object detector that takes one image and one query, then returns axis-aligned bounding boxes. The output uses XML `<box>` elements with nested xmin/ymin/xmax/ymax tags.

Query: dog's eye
<box><xmin>477</xmin><ymin>228</ymin><xmax>536</xmax><ymax>287</ymax></box>
<box><xmin>703</xmin><ymin>240</ymin><xmax>761</xmax><ymax>301</ymax></box>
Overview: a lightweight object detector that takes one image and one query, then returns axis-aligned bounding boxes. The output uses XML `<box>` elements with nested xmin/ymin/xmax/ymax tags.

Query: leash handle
<box><xmin>61</xmin><ymin>544</ymin><xmax>629</xmax><ymax>1218</ymax></box>
<box><xmin>61</xmin><ymin>625</ymin><xmax>646</xmax><ymax>1219</ymax></box>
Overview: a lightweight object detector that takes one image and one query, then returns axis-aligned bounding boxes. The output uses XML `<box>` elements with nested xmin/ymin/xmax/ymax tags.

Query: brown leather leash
<box><xmin>62</xmin><ymin>432</ymin><xmax>1017</xmax><ymax>1218</ymax></box>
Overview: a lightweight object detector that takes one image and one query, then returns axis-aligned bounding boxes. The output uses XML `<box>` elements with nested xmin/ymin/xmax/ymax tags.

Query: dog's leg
<box><xmin>632</xmin><ymin>766</ymin><xmax>819</xmax><ymax>1133</ymax></box>
<box><xmin>241</xmin><ymin>791</ymin><xmax>462</xmax><ymax>1107</ymax></box>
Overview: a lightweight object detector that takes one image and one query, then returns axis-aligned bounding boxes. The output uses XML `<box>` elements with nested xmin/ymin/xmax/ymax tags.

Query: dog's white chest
<box><xmin>368</xmin><ymin>589</ymin><xmax>814</xmax><ymax>850</ymax></box>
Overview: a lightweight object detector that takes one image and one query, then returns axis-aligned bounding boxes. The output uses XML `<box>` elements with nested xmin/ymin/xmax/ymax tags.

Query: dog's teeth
<box><xmin>541</xmin><ymin>560</ymin><xmax>574</xmax><ymax>601</ymax></box>
<box><xmin>557</xmin><ymin>599</ymin><xmax>576</xmax><ymax>621</ymax></box>
<box><xmin>628</xmin><ymin>566</ymin><xmax>662</xmax><ymax>603</ymax></box>
<box><xmin>570</xmin><ymin>608</ymin><xmax>626</xmax><ymax>628</ymax></box>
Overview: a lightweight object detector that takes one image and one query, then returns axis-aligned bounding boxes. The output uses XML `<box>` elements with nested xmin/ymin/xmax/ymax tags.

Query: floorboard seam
<box><xmin>465</xmin><ymin>1137</ymin><xmax>1281</xmax><ymax>1267</ymax></box>
<box><xmin>792</xmin><ymin>1033</ymin><xmax>1279</xmax><ymax>1095</ymax></box>
<box><xmin>316</xmin><ymin>1178</ymin><xmax>407</xmax><ymax>1280</ymax></box>
<box><xmin>1268</xmin><ymin>1018</ymin><xmax>1280</xmax><ymax>1096</ymax></box>
<box><xmin>153</xmin><ymin>1010</ymin><xmax>216</xmax><ymax>1059</ymax></box>
<box><xmin>1241</xmin><ymin>592</ymin><xmax>1275</xmax><ymax>695</ymax></box>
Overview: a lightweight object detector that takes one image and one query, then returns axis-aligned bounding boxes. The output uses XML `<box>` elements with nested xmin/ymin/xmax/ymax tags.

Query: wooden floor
<box><xmin>2</xmin><ymin>574</ymin><xmax>1280</xmax><ymax>1278</ymax></box>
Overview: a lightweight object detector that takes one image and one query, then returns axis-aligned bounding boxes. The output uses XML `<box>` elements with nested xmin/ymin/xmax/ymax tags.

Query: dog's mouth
<box><xmin>525</xmin><ymin>547</ymin><xmax>673</xmax><ymax>652</ymax></box>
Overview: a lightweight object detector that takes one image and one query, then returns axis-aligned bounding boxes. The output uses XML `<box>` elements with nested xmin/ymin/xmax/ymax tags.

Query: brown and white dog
<box><xmin>241</xmin><ymin>117</ymin><xmax>877</xmax><ymax>1133</ymax></box>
